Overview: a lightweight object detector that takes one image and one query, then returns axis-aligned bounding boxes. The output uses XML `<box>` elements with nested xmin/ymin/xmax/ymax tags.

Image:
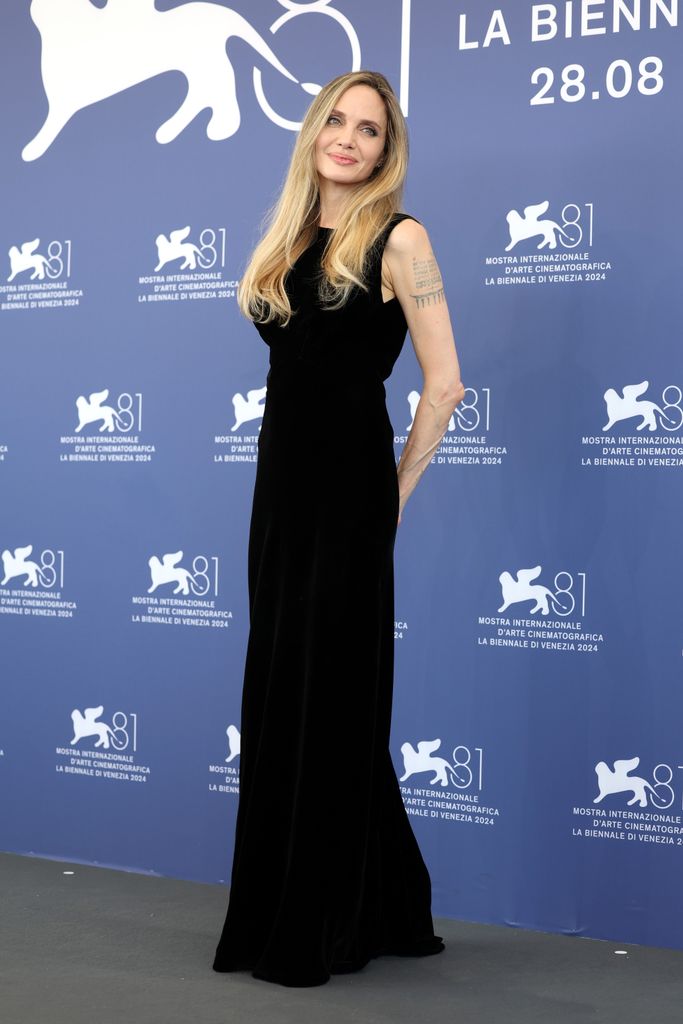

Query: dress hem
<box><xmin>212</xmin><ymin>936</ymin><xmax>445</xmax><ymax>987</ymax></box>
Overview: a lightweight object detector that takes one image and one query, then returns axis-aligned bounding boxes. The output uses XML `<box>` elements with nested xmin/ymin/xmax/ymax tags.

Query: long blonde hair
<box><xmin>237</xmin><ymin>70</ymin><xmax>409</xmax><ymax>326</ymax></box>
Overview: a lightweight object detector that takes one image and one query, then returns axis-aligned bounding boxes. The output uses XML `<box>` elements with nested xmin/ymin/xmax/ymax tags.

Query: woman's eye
<box><xmin>327</xmin><ymin>116</ymin><xmax>377</xmax><ymax>136</ymax></box>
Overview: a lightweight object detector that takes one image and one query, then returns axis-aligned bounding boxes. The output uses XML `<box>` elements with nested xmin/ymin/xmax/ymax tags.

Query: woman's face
<box><xmin>314</xmin><ymin>84</ymin><xmax>387</xmax><ymax>188</ymax></box>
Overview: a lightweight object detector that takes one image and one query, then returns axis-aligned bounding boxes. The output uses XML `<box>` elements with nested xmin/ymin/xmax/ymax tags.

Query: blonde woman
<box><xmin>213</xmin><ymin>69</ymin><xmax>464</xmax><ymax>987</ymax></box>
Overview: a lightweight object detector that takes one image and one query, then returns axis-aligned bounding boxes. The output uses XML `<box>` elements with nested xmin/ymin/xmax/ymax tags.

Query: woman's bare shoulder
<box><xmin>385</xmin><ymin>215</ymin><xmax>430</xmax><ymax>253</ymax></box>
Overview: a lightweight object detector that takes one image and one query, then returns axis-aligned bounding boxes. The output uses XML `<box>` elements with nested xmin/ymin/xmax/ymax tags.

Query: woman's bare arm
<box><xmin>383</xmin><ymin>218</ymin><xmax>465</xmax><ymax>522</ymax></box>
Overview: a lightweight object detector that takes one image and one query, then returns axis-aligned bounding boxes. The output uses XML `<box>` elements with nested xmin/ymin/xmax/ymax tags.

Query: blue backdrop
<box><xmin>1</xmin><ymin>0</ymin><xmax>682</xmax><ymax>951</ymax></box>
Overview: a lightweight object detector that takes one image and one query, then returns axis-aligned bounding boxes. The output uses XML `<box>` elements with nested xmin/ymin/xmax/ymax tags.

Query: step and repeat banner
<box><xmin>1</xmin><ymin>1</ymin><xmax>681</xmax><ymax>951</ymax></box>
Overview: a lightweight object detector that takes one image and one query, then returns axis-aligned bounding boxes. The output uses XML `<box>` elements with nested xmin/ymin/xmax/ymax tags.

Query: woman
<box><xmin>213</xmin><ymin>69</ymin><xmax>464</xmax><ymax>987</ymax></box>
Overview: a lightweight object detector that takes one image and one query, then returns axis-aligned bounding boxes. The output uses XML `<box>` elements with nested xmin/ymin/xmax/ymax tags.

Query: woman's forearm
<box><xmin>396</xmin><ymin>386</ymin><xmax>464</xmax><ymax>515</ymax></box>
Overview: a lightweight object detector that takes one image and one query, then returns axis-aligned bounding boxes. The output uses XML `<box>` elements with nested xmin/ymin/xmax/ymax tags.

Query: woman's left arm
<box><xmin>383</xmin><ymin>218</ymin><xmax>465</xmax><ymax>522</ymax></box>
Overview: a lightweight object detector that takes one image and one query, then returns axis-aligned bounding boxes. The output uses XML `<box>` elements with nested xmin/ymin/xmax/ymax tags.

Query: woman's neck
<box><xmin>318</xmin><ymin>179</ymin><xmax>352</xmax><ymax>231</ymax></box>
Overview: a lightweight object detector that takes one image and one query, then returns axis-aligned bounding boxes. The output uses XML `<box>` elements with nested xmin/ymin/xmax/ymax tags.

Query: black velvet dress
<box><xmin>212</xmin><ymin>213</ymin><xmax>444</xmax><ymax>987</ymax></box>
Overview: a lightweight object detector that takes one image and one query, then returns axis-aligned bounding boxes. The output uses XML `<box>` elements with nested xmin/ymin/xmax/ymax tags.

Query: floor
<box><xmin>2</xmin><ymin>851</ymin><xmax>682</xmax><ymax>1024</ymax></box>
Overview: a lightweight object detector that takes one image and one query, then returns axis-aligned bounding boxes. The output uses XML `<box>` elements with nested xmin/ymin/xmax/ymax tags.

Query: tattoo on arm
<box><xmin>410</xmin><ymin>254</ymin><xmax>445</xmax><ymax>307</ymax></box>
<box><xmin>410</xmin><ymin>287</ymin><xmax>445</xmax><ymax>308</ymax></box>
<box><xmin>412</xmin><ymin>255</ymin><xmax>441</xmax><ymax>289</ymax></box>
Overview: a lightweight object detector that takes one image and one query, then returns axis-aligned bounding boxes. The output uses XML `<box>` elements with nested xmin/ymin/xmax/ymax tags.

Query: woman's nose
<box><xmin>337</xmin><ymin>126</ymin><xmax>355</xmax><ymax>148</ymax></box>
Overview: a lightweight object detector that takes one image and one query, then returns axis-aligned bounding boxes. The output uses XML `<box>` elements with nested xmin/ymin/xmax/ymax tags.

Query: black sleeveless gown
<box><xmin>212</xmin><ymin>213</ymin><xmax>444</xmax><ymax>986</ymax></box>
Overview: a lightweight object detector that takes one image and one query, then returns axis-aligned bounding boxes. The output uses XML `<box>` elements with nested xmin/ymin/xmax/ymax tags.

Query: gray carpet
<box><xmin>1</xmin><ymin>851</ymin><xmax>681</xmax><ymax>1024</ymax></box>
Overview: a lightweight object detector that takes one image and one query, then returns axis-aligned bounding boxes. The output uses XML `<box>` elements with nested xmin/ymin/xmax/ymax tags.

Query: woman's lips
<box><xmin>328</xmin><ymin>153</ymin><xmax>357</xmax><ymax>165</ymax></box>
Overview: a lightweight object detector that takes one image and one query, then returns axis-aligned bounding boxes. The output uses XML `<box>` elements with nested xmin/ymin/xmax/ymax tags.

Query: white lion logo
<box><xmin>155</xmin><ymin>227</ymin><xmax>202</xmax><ymax>272</ymax></box>
<box><xmin>505</xmin><ymin>201</ymin><xmax>573</xmax><ymax>252</ymax></box>
<box><xmin>75</xmin><ymin>389</ymin><xmax>125</xmax><ymax>433</ymax></box>
<box><xmin>70</xmin><ymin>706</ymin><xmax>119</xmax><ymax>749</ymax></box>
<box><xmin>593</xmin><ymin>757</ymin><xmax>660</xmax><ymax>809</ymax></box>
<box><xmin>7</xmin><ymin>239</ymin><xmax>50</xmax><ymax>281</ymax></box>
<box><xmin>231</xmin><ymin>386</ymin><xmax>267</xmax><ymax>431</ymax></box>
<box><xmin>147</xmin><ymin>551</ymin><xmax>194</xmax><ymax>594</ymax></box>
<box><xmin>1</xmin><ymin>545</ymin><xmax>41</xmax><ymax>587</ymax></box>
<box><xmin>498</xmin><ymin>565</ymin><xmax>563</xmax><ymax>616</ymax></box>
<box><xmin>225</xmin><ymin>724</ymin><xmax>240</xmax><ymax>763</ymax></box>
<box><xmin>23</xmin><ymin>0</ymin><xmax>307</xmax><ymax>161</ymax></box>
<box><xmin>602</xmin><ymin>381</ymin><xmax>678</xmax><ymax>433</ymax></box>
<box><xmin>399</xmin><ymin>739</ymin><xmax>466</xmax><ymax>788</ymax></box>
